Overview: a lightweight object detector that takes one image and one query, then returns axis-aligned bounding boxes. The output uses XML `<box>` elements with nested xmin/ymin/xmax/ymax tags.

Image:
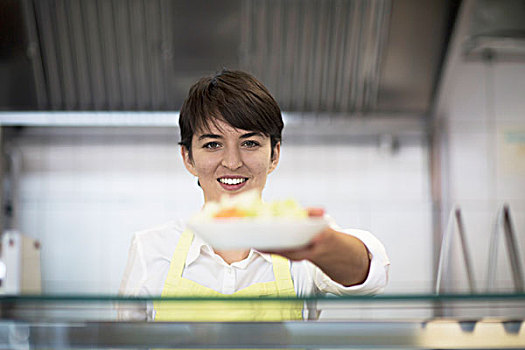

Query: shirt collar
<box><xmin>186</xmin><ymin>233</ymin><xmax>209</xmax><ymax>266</ymax></box>
<box><xmin>253</xmin><ymin>250</ymin><xmax>273</xmax><ymax>263</ymax></box>
<box><xmin>187</xmin><ymin>234</ymin><xmax>273</xmax><ymax>266</ymax></box>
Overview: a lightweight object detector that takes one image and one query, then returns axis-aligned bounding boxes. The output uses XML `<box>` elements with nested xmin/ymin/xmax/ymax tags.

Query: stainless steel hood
<box><xmin>1</xmin><ymin>0</ymin><xmax>459</xmax><ymax>114</ymax></box>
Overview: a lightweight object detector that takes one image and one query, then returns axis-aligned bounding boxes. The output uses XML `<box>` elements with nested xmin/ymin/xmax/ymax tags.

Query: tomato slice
<box><xmin>214</xmin><ymin>207</ymin><xmax>246</xmax><ymax>219</ymax></box>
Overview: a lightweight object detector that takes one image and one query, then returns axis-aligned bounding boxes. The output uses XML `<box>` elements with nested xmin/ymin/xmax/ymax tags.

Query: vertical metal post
<box><xmin>435</xmin><ymin>207</ymin><xmax>476</xmax><ymax>294</ymax></box>
<box><xmin>487</xmin><ymin>205</ymin><xmax>524</xmax><ymax>292</ymax></box>
<box><xmin>2</xmin><ymin>139</ymin><xmax>21</xmax><ymax>232</ymax></box>
<box><xmin>455</xmin><ymin>209</ymin><xmax>476</xmax><ymax>292</ymax></box>
<box><xmin>0</xmin><ymin>127</ymin><xmax>3</xmax><ymax>232</ymax></box>
<box><xmin>435</xmin><ymin>209</ymin><xmax>455</xmax><ymax>294</ymax></box>
<box><xmin>429</xmin><ymin>110</ymin><xmax>449</xmax><ymax>316</ymax></box>
<box><xmin>486</xmin><ymin>207</ymin><xmax>501</xmax><ymax>291</ymax></box>
<box><xmin>503</xmin><ymin>205</ymin><xmax>524</xmax><ymax>292</ymax></box>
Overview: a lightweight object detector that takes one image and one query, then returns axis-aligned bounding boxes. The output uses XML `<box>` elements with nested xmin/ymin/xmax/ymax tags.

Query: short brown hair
<box><xmin>179</xmin><ymin>69</ymin><xmax>283</xmax><ymax>158</ymax></box>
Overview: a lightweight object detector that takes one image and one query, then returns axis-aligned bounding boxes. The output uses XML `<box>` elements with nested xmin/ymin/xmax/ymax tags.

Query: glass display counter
<box><xmin>1</xmin><ymin>293</ymin><xmax>524</xmax><ymax>349</ymax></box>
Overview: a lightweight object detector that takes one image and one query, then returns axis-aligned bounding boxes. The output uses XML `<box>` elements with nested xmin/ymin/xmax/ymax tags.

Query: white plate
<box><xmin>187</xmin><ymin>218</ymin><xmax>328</xmax><ymax>250</ymax></box>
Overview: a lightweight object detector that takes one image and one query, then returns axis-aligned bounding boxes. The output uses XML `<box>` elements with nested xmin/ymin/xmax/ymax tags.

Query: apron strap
<box><xmin>271</xmin><ymin>254</ymin><xmax>296</xmax><ymax>296</ymax></box>
<box><xmin>161</xmin><ymin>229</ymin><xmax>193</xmax><ymax>295</ymax></box>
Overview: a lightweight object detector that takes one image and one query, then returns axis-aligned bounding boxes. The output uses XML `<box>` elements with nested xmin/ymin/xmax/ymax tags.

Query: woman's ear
<box><xmin>181</xmin><ymin>146</ymin><xmax>198</xmax><ymax>177</ymax></box>
<box><xmin>268</xmin><ymin>142</ymin><xmax>280</xmax><ymax>174</ymax></box>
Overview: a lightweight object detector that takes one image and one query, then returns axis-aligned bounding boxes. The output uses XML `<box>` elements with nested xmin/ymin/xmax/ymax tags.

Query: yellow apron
<box><xmin>153</xmin><ymin>229</ymin><xmax>303</xmax><ymax>321</ymax></box>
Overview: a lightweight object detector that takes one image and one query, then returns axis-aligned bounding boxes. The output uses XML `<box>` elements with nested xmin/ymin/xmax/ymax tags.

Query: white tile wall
<box><xmin>15</xmin><ymin>135</ymin><xmax>432</xmax><ymax>294</ymax></box>
<box><xmin>435</xmin><ymin>3</ymin><xmax>525</xmax><ymax>293</ymax></box>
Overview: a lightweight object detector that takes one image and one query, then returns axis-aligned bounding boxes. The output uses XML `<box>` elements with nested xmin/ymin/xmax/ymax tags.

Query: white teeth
<box><xmin>219</xmin><ymin>178</ymin><xmax>246</xmax><ymax>185</ymax></box>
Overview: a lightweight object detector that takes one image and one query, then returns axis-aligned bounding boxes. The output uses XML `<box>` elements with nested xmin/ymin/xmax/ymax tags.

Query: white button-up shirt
<box><xmin>119</xmin><ymin>219</ymin><xmax>390</xmax><ymax>320</ymax></box>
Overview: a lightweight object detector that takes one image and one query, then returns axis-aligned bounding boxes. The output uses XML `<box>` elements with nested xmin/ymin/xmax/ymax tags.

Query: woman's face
<box><xmin>181</xmin><ymin>118</ymin><xmax>280</xmax><ymax>203</ymax></box>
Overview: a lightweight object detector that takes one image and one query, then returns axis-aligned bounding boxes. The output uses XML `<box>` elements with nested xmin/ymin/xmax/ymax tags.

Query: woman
<box><xmin>119</xmin><ymin>70</ymin><xmax>390</xmax><ymax>321</ymax></box>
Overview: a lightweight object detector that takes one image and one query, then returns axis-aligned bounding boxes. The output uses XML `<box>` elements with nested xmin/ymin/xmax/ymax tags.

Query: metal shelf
<box><xmin>1</xmin><ymin>294</ymin><xmax>524</xmax><ymax>348</ymax></box>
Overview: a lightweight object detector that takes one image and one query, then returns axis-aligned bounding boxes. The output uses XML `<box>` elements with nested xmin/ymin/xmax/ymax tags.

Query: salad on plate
<box><xmin>187</xmin><ymin>190</ymin><xmax>327</xmax><ymax>250</ymax></box>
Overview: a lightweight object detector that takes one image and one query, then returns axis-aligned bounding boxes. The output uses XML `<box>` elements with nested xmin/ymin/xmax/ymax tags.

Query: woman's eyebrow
<box><xmin>239</xmin><ymin>132</ymin><xmax>263</xmax><ymax>139</ymax></box>
<box><xmin>198</xmin><ymin>134</ymin><xmax>222</xmax><ymax>141</ymax></box>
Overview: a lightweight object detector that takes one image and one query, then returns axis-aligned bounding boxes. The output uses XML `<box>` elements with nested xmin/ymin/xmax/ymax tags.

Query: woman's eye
<box><xmin>203</xmin><ymin>142</ymin><xmax>221</xmax><ymax>149</ymax></box>
<box><xmin>242</xmin><ymin>140</ymin><xmax>260</xmax><ymax>148</ymax></box>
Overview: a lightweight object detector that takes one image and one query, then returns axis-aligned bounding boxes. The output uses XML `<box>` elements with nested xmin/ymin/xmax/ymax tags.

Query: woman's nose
<box><xmin>221</xmin><ymin>147</ymin><xmax>243</xmax><ymax>170</ymax></box>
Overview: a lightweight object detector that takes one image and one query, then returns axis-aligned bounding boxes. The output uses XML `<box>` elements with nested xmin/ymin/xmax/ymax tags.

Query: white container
<box><xmin>0</xmin><ymin>231</ymin><xmax>41</xmax><ymax>294</ymax></box>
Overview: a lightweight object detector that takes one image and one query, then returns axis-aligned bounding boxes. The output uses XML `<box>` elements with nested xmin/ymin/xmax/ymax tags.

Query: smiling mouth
<box><xmin>217</xmin><ymin>177</ymin><xmax>248</xmax><ymax>185</ymax></box>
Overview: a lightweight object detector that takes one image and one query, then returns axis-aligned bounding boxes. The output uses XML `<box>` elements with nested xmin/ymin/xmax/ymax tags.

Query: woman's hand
<box><xmin>264</xmin><ymin>208</ymin><xmax>371</xmax><ymax>287</ymax></box>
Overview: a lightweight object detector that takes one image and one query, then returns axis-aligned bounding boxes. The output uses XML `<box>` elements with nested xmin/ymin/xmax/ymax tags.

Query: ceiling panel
<box><xmin>1</xmin><ymin>0</ymin><xmax>458</xmax><ymax>115</ymax></box>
